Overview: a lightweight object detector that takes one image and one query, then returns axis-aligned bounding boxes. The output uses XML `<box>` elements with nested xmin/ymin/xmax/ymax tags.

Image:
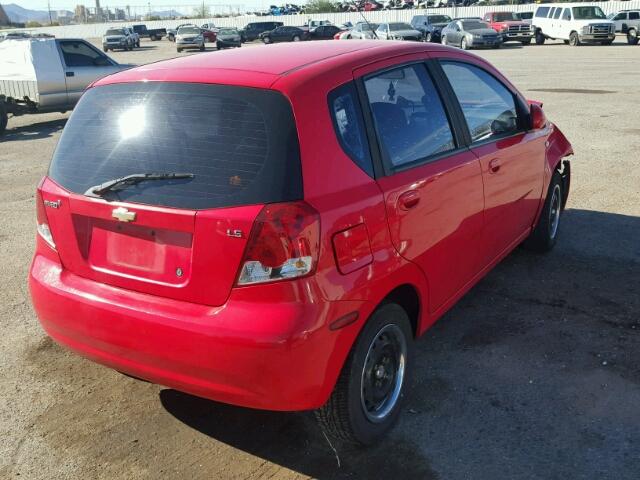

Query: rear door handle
<box><xmin>66</xmin><ymin>71</ymin><xmax>75</xmax><ymax>77</ymax></box>
<box><xmin>489</xmin><ymin>158</ymin><xmax>501</xmax><ymax>173</ymax></box>
<box><xmin>398</xmin><ymin>190</ymin><xmax>420</xmax><ymax>211</ymax></box>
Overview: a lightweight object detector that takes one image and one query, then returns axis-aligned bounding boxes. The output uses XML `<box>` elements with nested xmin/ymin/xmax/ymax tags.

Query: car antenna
<box><xmin>351</xmin><ymin>1</ymin><xmax>379</xmax><ymax>39</ymax></box>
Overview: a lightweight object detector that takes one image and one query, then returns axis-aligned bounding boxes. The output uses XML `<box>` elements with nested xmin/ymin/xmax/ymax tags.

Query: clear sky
<box><xmin>3</xmin><ymin>0</ymin><xmax>268</xmax><ymax>13</ymax></box>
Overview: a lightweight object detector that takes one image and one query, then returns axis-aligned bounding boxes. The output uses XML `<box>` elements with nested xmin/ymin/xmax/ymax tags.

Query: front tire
<box><xmin>315</xmin><ymin>303</ymin><xmax>413</xmax><ymax>445</ymax></box>
<box><xmin>263</xmin><ymin>36</ymin><xmax>271</xmax><ymax>44</ymax></box>
<box><xmin>425</xmin><ymin>32</ymin><xmax>432</xmax><ymax>42</ymax></box>
<box><xmin>461</xmin><ymin>37</ymin><xmax>469</xmax><ymax>50</ymax></box>
<box><xmin>522</xmin><ymin>38</ymin><xmax>531</xmax><ymax>45</ymax></box>
<box><xmin>0</xmin><ymin>102</ymin><xmax>8</xmax><ymax>135</ymax></box>
<box><xmin>199</xmin><ymin>44</ymin><xmax>205</xmax><ymax>51</ymax></box>
<box><xmin>292</xmin><ymin>35</ymin><xmax>301</xmax><ymax>42</ymax></box>
<box><xmin>628</xmin><ymin>28</ymin><xmax>639</xmax><ymax>45</ymax></box>
<box><xmin>535</xmin><ymin>30</ymin><xmax>545</xmax><ymax>45</ymax></box>
<box><xmin>569</xmin><ymin>31</ymin><xmax>581</xmax><ymax>46</ymax></box>
<box><xmin>441</xmin><ymin>35</ymin><xmax>447</xmax><ymax>45</ymax></box>
<box><xmin>524</xmin><ymin>171</ymin><xmax>563</xmax><ymax>252</ymax></box>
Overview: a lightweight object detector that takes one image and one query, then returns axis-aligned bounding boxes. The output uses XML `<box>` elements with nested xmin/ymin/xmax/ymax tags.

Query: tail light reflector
<box><xmin>236</xmin><ymin>202</ymin><xmax>320</xmax><ymax>286</ymax></box>
<box><xmin>36</xmin><ymin>190</ymin><xmax>56</xmax><ymax>250</ymax></box>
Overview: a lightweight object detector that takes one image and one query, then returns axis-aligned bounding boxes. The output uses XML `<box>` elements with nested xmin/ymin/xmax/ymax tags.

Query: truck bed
<box><xmin>0</xmin><ymin>79</ymin><xmax>39</xmax><ymax>103</ymax></box>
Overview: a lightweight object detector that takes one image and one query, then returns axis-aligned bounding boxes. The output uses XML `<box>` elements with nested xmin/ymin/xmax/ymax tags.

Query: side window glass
<box><xmin>630</xmin><ymin>12</ymin><xmax>639</xmax><ymax>20</ymax></box>
<box><xmin>329</xmin><ymin>83</ymin><xmax>373</xmax><ymax>176</ymax></box>
<box><xmin>562</xmin><ymin>9</ymin><xmax>571</xmax><ymax>21</ymax></box>
<box><xmin>364</xmin><ymin>64</ymin><xmax>455</xmax><ymax>168</ymax></box>
<box><xmin>441</xmin><ymin>61</ymin><xmax>520</xmax><ymax>143</ymax></box>
<box><xmin>536</xmin><ymin>7</ymin><xmax>549</xmax><ymax>18</ymax></box>
<box><xmin>60</xmin><ymin>41</ymin><xmax>102</xmax><ymax>67</ymax></box>
<box><xmin>553</xmin><ymin>8</ymin><xmax>562</xmax><ymax>19</ymax></box>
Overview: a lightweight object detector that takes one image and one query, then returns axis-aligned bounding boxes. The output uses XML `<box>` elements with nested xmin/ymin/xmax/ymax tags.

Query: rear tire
<box><xmin>199</xmin><ymin>44</ymin><xmax>205</xmax><ymax>51</ymax></box>
<box><xmin>425</xmin><ymin>32</ymin><xmax>432</xmax><ymax>42</ymax></box>
<box><xmin>523</xmin><ymin>171</ymin><xmax>563</xmax><ymax>252</ymax></box>
<box><xmin>177</xmin><ymin>47</ymin><xmax>182</xmax><ymax>53</ymax></box>
<box><xmin>461</xmin><ymin>37</ymin><xmax>469</xmax><ymax>50</ymax></box>
<box><xmin>293</xmin><ymin>35</ymin><xmax>301</xmax><ymax>42</ymax></box>
<box><xmin>535</xmin><ymin>31</ymin><xmax>545</xmax><ymax>45</ymax></box>
<box><xmin>263</xmin><ymin>36</ymin><xmax>271</xmax><ymax>44</ymax></box>
<box><xmin>315</xmin><ymin>303</ymin><xmax>413</xmax><ymax>445</ymax></box>
<box><xmin>0</xmin><ymin>103</ymin><xmax>8</xmax><ymax>135</ymax></box>
<box><xmin>627</xmin><ymin>28</ymin><xmax>638</xmax><ymax>45</ymax></box>
<box><xmin>441</xmin><ymin>35</ymin><xmax>447</xmax><ymax>45</ymax></box>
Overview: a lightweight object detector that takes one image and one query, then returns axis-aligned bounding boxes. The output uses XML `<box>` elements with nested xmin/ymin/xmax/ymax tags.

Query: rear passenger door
<box><xmin>357</xmin><ymin>60</ymin><xmax>485</xmax><ymax>314</ymax></box>
<box><xmin>437</xmin><ymin>59</ymin><xmax>545</xmax><ymax>266</ymax></box>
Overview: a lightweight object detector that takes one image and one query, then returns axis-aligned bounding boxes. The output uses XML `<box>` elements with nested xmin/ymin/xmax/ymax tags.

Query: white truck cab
<box><xmin>533</xmin><ymin>3</ymin><xmax>615</xmax><ymax>46</ymax></box>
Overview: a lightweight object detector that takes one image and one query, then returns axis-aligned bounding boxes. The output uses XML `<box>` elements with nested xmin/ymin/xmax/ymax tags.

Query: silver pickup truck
<box><xmin>0</xmin><ymin>38</ymin><xmax>130</xmax><ymax>134</ymax></box>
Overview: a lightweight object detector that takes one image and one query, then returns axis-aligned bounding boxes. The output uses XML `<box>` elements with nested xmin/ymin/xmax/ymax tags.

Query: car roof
<box><xmin>95</xmin><ymin>41</ymin><xmax>455</xmax><ymax>89</ymax></box>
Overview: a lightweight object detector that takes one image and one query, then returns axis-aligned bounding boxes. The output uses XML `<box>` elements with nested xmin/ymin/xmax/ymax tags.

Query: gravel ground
<box><xmin>0</xmin><ymin>38</ymin><xmax>639</xmax><ymax>480</ymax></box>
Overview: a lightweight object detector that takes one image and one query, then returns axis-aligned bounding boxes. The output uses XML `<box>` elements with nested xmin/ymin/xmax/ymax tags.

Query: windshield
<box><xmin>572</xmin><ymin>7</ymin><xmax>606</xmax><ymax>20</ymax></box>
<box><xmin>178</xmin><ymin>27</ymin><xmax>200</xmax><ymax>35</ymax></box>
<box><xmin>494</xmin><ymin>12</ymin><xmax>519</xmax><ymax>22</ymax></box>
<box><xmin>389</xmin><ymin>23</ymin><xmax>412</xmax><ymax>31</ymax></box>
<box><xmin>462</xmin><ymin>21</ymin><xmax>489</xmax><ymax>30</ymax></box>
<box><xmin>106</xmin><ymin>29</ymin><xmax>125</xmax><ymax>36</ymax></box>
<box><xmin>428</xmin><ymin>15</ymin><xmax>452</xmax><ymax>24</ymax></box>
<box><xmin>49</xmin><ymin>82</ymin><xmax>302</xmax><ymax>210</ymax></box>
<box><xmin>219</xmin><ymin>28</ymin><xmax>238</xmax><ymax>35</ymax></box>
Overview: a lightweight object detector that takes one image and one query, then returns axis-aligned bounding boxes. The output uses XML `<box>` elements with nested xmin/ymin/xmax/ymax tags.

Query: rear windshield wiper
<box><xmin>84</xmin><ymin>173</ymin><xmax>195</xmax><ymax>198</ymax></box>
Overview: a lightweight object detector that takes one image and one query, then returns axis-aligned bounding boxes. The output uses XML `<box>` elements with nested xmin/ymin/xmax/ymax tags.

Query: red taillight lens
<box><xmin>236</xmin><ymin>201</ymin><xmax>320</xmax><ymax>286</ymax></box>
<box><xmin>36</xmin><ymin>190</ymin><xmax>56</xmax><ymax>250</ymax></box>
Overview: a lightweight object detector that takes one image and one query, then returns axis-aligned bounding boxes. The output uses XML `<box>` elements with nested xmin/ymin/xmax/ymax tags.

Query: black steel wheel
<box><xmin>524</xmin><ymin>171</ymin><xmax>564</xmax><ymax>252</ymax></box>
<box><xmin>315</xmin><ymin>303</ymin><xmax>413</xmax><ymax>445</ymax></box>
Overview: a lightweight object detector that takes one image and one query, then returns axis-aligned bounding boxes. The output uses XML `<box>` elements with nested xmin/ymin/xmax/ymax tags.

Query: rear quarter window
<box><xmin>49</xmin><ymin>82</ymin><xmax>302</xmax><ymax>210</ymax></box>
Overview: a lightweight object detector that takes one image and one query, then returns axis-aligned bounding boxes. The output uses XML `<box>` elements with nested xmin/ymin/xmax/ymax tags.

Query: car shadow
<box><xmin>160</xmin><ymin>208</ymin><xmax>639</xmax><ymax>479</ymax></box>
<box><xmin>1</xmin><ymin>117</ymin><xmax>67</xmax><ymax>142</ymax></box>
<box><xmin>159</xmin><ymin>389</ymin><xmax>438</xmax><ymax>479</ymax></box>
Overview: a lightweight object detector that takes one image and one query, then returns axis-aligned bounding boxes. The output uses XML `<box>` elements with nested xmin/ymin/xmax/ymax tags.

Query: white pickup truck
<box><xmin>0</xmin><ymin>38</ymin><xmax>129</xmax><ymax>134</ymax></box>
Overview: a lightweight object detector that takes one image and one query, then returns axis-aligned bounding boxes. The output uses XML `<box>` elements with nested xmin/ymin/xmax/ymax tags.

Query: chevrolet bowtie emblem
<box><xmin>112</xmin><ymin>207</ymin><xmax>136</xmax><ymax>222</ymax></box>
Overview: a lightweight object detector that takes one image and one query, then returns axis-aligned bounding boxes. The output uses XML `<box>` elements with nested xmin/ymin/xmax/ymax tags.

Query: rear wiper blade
<box><xmin>84</xmin><ymin>172</ymin><xmax>195</xmax><ymax>198</ymax></box>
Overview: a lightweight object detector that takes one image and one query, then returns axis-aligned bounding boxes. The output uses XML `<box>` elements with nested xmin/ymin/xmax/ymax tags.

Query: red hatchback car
<box><xmin>29</xmin><ymin>41</ymin><xmax>572</xmax><ymax>445</ymax></box>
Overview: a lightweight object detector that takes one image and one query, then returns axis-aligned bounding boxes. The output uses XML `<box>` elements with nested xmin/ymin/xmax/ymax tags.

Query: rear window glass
<box><xmin>49</xmin><ymin>82</ymin><xmax>302</xmax><ymax>210</ymax></box>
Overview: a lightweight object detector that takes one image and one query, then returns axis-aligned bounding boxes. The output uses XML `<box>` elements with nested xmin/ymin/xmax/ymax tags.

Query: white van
<box><xmin>533</xmin><ymin>3</ymin><xmax>615</xmax><ymax>46</ymax></box>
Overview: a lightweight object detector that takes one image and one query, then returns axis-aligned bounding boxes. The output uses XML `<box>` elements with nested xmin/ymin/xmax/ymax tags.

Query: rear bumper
<box><xmin>29</xmin><ymin>254</ymin><xmax>364</xmax><ymax>411</ymax></box>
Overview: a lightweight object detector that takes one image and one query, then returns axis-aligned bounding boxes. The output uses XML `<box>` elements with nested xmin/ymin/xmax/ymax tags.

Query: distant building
<box><xmin>0</xmin><ymin>4</ymin><xmax>11</xmax><ymax>26</ymax></box>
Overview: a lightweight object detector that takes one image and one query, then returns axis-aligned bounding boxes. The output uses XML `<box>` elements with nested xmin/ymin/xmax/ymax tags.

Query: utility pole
<box><xmin>47</xmin><ymin>0</ymin><xmax>52</xmax><ymax>25</ymax></box>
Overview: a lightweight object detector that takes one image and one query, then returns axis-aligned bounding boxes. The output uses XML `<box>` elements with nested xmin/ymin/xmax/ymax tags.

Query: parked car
<box><xmin>239</xmin><ymin>21</ymin><xmax>284</xmax><ymax>42</ymax></box>
<box><xmin>167</xmin><ymin>24</ymin><xmax>196</xmax><ymax>42</ymax></box>
<box><xmin>29</xmin><ymin>41</ymin><xmax>572</xmax><ymax>446</ymax></box>
<box><xmin>260</xmin><ymin>26</ymin><xmax>309</xmax><ymax>43</ymax></box>
<box><xmin>533</xmin><ymin>4</ymin><xmax>615</xmax><ymax>46</ymax></box>
<box><xmin>216</xmin><ymin>27</ymin><xmax>242</xmax><ymax>49</ymax></box>
<box><xmin>306</xmin><ymin>19</ymin><xmax>333</xmax><ymax>32</ymax></box>
<box><xmin>102</xmin><ymin>28</ymin><xmax>134</xmax><ymax>51</ymax></box>
<box><xmin>608</xmin><ymin>10</ymin><xmax>640</xmax><ymax>44</ymax></box>
<box><xmin>441</xmin><ymin>19</ymin><xmax>502</xmax><ymax>49</ymax></box>
<box><xmin>200</xmin><ymin>28</ymin><xmax>217</xmax><ymax>43</ymax></box>
<box><xmin>345</xmin><ymin>21</ymin><xmax>380</xmax><ymax>39</ymax></box>
<box><xmin>410</xmin><ymin>14</ymin><xmax>452</xmax><ymax>42</ymax></box>
<box><xmin>0</xmin><ymin>38</ymin><xmax>128</xmax><ymax>134</ymax></box>
<box><xmin>375</xmin><ymin>22</ymin><xmax>422</xmax><ymax>41</ymax></box>
<box><xmin>483</xmin><ymin>11</ymin><xmax>533</xmax><ymax>44</ymax></box>
<box><xmin>175</xmin><ymin>26</ymin><xmax>205</xmax><ymax>52</ymax></box>
<box><xmin>200</xmin><ymin>22</ymin><xmax>216</xmax><ymax>30</ymax></box>
<box><xmin>123</xmin><ymin>26</ymin><xmax>141</xmax><ymax>48</ymax></box>
<box><xmin>310</xmin><ymin>25</ymin><xmax>344</xmax><ymax>40</ymax></box>
<box><xmin>132</xmin><ymin>24</ymin><xmax>167</xmax><ymax>41</ymax></box>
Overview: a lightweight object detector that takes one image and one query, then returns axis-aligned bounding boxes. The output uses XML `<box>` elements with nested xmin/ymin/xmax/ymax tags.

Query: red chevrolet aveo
<box><xmin>29</xmin><ymin>41</ymin><xmax>572</xmax><ymax>444</ymax></box>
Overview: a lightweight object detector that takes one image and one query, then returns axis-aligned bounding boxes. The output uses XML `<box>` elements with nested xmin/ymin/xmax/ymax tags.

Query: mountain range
<box><xmin>2</xmin><ymin>3</ymin><xmax>73</xmax><ymax>23</ymax></box>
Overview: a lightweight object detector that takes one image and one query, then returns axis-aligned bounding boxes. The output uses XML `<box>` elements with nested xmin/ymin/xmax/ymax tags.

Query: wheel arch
<box><xmin>380</xmin><ymin>284</ymin><xmax>421</xmax><ymax>338</ymax></box>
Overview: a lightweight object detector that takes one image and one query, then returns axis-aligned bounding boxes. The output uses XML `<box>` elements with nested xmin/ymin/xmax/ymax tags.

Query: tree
<box><xmin>193</xmin><ymin>4</ymin><xmax>211</xmax><ymax>18</ymax></box>
<box><xmin>25</xmin><ymin>21</ymin><xmax>43</xmax><ymax>28</ymax></box>
<box><xmin>304</xmin><ymin>0</ymin><xmax>339</xmax><ymax>14</ymax></box>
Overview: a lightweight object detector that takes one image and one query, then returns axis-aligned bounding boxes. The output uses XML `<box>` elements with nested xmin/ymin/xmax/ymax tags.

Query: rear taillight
<box><xmin>236</xmin><ymin>201</ymin><xmax>320</xmax><ymax>286</ymax></box>
<box><xmin>36</xmin><ymin>190</ymin><xmax>56</xmax><ymax>250</ymax></box>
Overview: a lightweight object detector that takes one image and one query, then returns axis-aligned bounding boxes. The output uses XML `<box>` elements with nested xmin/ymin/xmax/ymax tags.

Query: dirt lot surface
<box><xmin>1</xmin><ymin>38</ymin><xmax>639</xmax><ymax>480</ymax></box>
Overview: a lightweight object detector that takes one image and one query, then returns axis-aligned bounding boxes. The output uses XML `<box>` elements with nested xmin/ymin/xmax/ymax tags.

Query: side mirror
<box><xmin>530</xmin><ymin>103</ymin><xmax>547</xmax><ymax>130</ymax></box>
